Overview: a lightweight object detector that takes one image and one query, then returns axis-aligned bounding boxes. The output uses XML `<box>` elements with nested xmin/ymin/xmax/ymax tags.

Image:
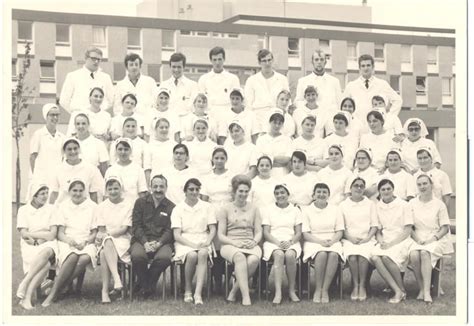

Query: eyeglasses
<box><xmin>88</xmin><ymin>56</ymin><xmax>102</xmax><ymax>62</ymax></box>
<box><xmin>408</xmin><ymin>127</ymin><xmax>420</xmax><ymax>132</ymax></box>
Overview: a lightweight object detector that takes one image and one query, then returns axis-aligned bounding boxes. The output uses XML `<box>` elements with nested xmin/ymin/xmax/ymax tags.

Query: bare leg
<box><xmin>381</xmin><ymin>256</ymin><xmax>405</xmax><ymax>293</ymax></box>
<box><xmin>70</xmin><ymin>255</ymin><xmax>91</xmax><ymax>281</ymax></box>
<box><xmin>227</xmin><ymin>253</ymin><xmax>248</xmax><ymax>303</ymax></box>
<box><xmin>194</xmin><ymin>249</ymin><xmax>208</xmax><ymax>301</ymax></box>
<box><xmin>100</xmin><ymin>250</ymin><xmax>111</xmax><ymax>303</ymax></box>
<box><xmin>321</xmin><ymin>252</ymin><xmax>338</xmax><ymax>303</ymax></box>
<box><xmin>409</xmin><ymin>251</ymin><xmax>424</xmax><ymax>300</ymax></box>
<box><xmin>42</xmin><ymin>254</ymin><xmax>79</xmax><ymax>307</ymax></box>
<box><xmin>285</xmin><ymin>250</ymin><xmax>299</xmax><ymax>302</ymax></box>
<box><xmin>420</xmin><ymin>251</ymin><xmax>433</xmax><ymax>303</ymax></box>
<box><xmin>244</xmin><ymin>255</ymin><xmax>260</xmax><ymax>306</ymax></box>
<box><xmin>20</xmin><ymin>263</ymin><xmax>50</xmax><ymax>310</ymax></box>
<box><xmin>102</xmin><ymin>239</ymin><xmax>122</xmax><ymax>289</ymax></box>
<box><xmin>371</xmin><ymin>256</ymin><xmax>403</xmax><ymax>297</ymax></box>
<box><xmin>17</xmin><ymin>248</ymin><xmax>53</xmax><ymax>299</ymax></box>
<box><xmin>358</xmin><ymin>256</ymin><xmax>369</xmax><ymax>300</ymax></box>
<box><xmin>313</xmin><ymin>252</ymin><xmax>328</xmax><ymax>303</ymax></box>
<box><xmin>271</xmin><ymin>250</ymin><xmax>285</xmax><ymax>304</ymax></box>
<box><xmin>347</xmin><ymin>255</ymin><xmax>359</xmax><ymax>300</ymax></box>
<box><xmin>184</xmin><ymin>251</ymin><xmax>198</xmax><ymax>296</ymax></box>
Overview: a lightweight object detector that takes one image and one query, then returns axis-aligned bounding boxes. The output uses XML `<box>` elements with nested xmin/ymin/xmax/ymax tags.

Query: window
<box><xmin>227</xmin><ymin>33</ymin><xmax>239</xmax><ymax>38</ymax></box>
<box><xmin>18</xmin><ymin>21</ymin><xmax>33</xmax><ymax>41</ymax></box>
<box><xmin>427</xmin><ymin>46</ymin><xmax>437</xmax><ymax>64</ymax></box>
<box><xmin>401</xmin><ymin>45</ymin><xmax>411</xmax><ymax>63</ymax></box>
<box><xmin>180</xmin><ymin>30</ymin><xmax>192</xmax><ymax>35</ymax></box>
<box><xmin>442</xmin><ymin>78</ymin><xmax>452</xmax><ymax>96</ymax></box>
<box><xmin>416</xmin><ymin>77</ymin><xmax>426</xmax><ymax>95</ymax></box>
<box><xmin>92</xmin><ymin>26</ymin><xmax>106</xmax><ymax>46</ymax></box>
<box><xmin>374</xmin><ymin>43</ymin><xmax>385</xmax><ymax>62</ymax></box>
<box><xmin>128</xmin><ymin>28</ymin><xmax>141</xmax><ymax>47</ymax></box>
<box><xmin>196</xmin><ymin>68</ymin><xmax>209</xmax><ymax>74</ymax></box>
<box><xmin>319</xmin><ymin>39</ymin><xmax>331</xmax><ymax>60</ymax></box>
<box><xmin>390</xmin><ymin>75</ymin><xmax>400</xmax><ymax>93</ymax></box>
<box><xmin>257</xmin><ymin>35</ymin><xmax>268</xmax><ymax>50</ymax></box>
<box><xmin>347</xmin><ymin>42</ymin><xmax>357</xmax><ymax>59</ymax></box>
<box><xmin>12</xmin><ymin>60</ymin><xmax>17</xmax><ymax>77</ymax></box>
<box><xmin>195</xmin><ymin>31</ymin><xmax>209</xmax><ymax>37</ymax></box>
<box><xmin>288</xmin><ymin>38</ymin><xmax>299</xmax><ymax>57</ymax></box>
<box><xmin>40</xmin><ymin>61</ymin><xmax>55</xmax><ymax>79</ymax></box>
<box><xmin>162</xmin><ymin>30</ymin><xmax>175</xmax><ymax>50</ymax></box>
<box><xmin>56</xmin><ymin>24</ymin><xmax>70</xmax><ymax>44</ymax></box>
<box><xmin>113</xmin><ymin>62</ymin><xmax>126</xmax><ymax>82</ymax></box>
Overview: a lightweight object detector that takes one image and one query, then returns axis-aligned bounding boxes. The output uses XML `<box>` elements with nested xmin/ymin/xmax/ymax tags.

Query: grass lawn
<box><xmin>10</xmin><ymin>213</ymin><xmax>456</xmax><ymax>316</ymax></box>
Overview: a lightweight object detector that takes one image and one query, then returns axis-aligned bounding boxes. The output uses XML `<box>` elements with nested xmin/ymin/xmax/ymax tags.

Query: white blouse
<box><xmin>301</xmin><ymin>204</ymin><xmax>345</xmax><ymax>240</ymax></box>
<box><xmin>261</xmin><ymin>203</ymin><xmax>302</xmax><ymax>241</ymax></box>
<box><xmin>339</xmin><ymin>197</ymin><xmax>379</xmax><ymax>239</ymax></box>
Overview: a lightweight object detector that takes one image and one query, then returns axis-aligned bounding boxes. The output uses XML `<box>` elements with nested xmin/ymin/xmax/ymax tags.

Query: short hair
<box><xmin>372</xmin><ymin>95</ymin><xmax>386</xmax><ymax>104</ymax></box>
<box><xmin>84</xmin><ymin>46</ymin><xmax>103</xmax><ymax>58</ymax></box>
<box><xmin>311</xmin><ymin>49</ymin><xmax>326</xmax><ymax>62</ymax></box>
<box><xmin>257</xmin><ymin>155</ymin><xmax>273</xmax><ymax>169</ymax></box>
<box><xmin>269</xmin><ymin>112</ymin><xmax>285</xmax><ymax>124</ymax></box>
<box><xmin>228</xmin><ymin>122</ymin><xmax>244</xmax><ymax>132</ymax></box>
<box><xmin>184</xmin><ymin>178</ymin><xmax>202</xmax><ymax>192</ymax></box>
<box><xmin>274</xmin><ymin>184</ymin><xmax>290</xmax><ymax>195</ymax></box>
<box><xmin>89</xmin><ymin>87</ymin><xmax>104</xmax><ymax>97</ymax></box>
<box><xmin>416</xmin><ymin>174</ymin><xmax>433</xmax><ymax>184</ymax></box>
<box><xmin>366</xmin><ymin>110</ymin><xmax>385</xmax><ymax>124</ymax></box>
<box><xmin>74</xmin><ymin>113</ymin><xmax>90</xmax><ymax>125</ymax></box>
<box><xmin>105</xmin><ymin>178</ymin><xmax>122</xmax><ymax>189</ymax></box>
<box><xmin>302</xmin><ymin>115</ymin><xmax>317</xmax><ymax>125</ymax></box>
<box><xmin>193</xmin><ymin>93</ymin><xmax>208</xmax><ymax>105</ymax></box>
<box><xmin>329</xmin><ymin>144</ymin><xmax>344</xmax><ymax>157</ymax></box>
<box><xmin>304</xmin><ymin>85</ymin><xmax>318</xmax><ymax>96</ymax></box>
<box><xmin>386</xmin><ymin>150</ymin><xmax>402</xmax><ymax>161</ymax></box>
<box><xmin>121</xmin><ymin>93</ymin><xmax>138</xmax><ymax>105</ymax></box>
<box><xmin>377</xmin><ymin>178</ymin><xmax>395</xmax><ymax>192</ymax></box>
<box><xmin>355</xmin><ymin>149</ymin><xmax>372</xmax><ymax>162</ymax></box>
<box><xmin>333</xmin><ymin>113</ymin><xmax>348</xmax><ymax>126</ymax></box>
<box><xmin>155</xmin><ymin>117</ymin><xmax>170</xmax><ymax>129</ymax></box>
<box><xmin>170</xmin><ymin>52</ymin><xmax>186</xmax><ymax>67</ymax></box>
<box><xmin>173</xmin><ymin>143</ymin><xmax>189</xmax><ymax>156</ymax></box>
<box><xmin>350</xmin><ymin>177</ymin><xmax>366</xmax><ymax>189</ymax></box>
<box><xmin>209</xmin><ymin>46</ymin><xmax>225</xmax><ymax>60</ymax></box>
<box><xmin>151</xmin><ymin>174</ymin><xmax>168</xmax><ymax>187</ymax></box>
<box><xmin>212</xmin><ymin>147</ymin><xmax>228</xmax><ymax>160</ymax></box>
<box><xmin>68</xmin><ymin>180</ymin><xmax>85</xmax><ymax>192</ymax></box>
<box><xmin>123</xmin><ymin>117</ymin><xmax>137</xmax><ymax>127</ymax></box>
<box><xmin>124</xmin><ymin>53</ymin><xmax>143</xmax><ymax>67</ymax></box>
<box><xmin>340</xmin><ymin>97</ymin><xmax>356</xmax><ymax>112</ymax></box>
<box><xmin>277</xmin><ymin>89</ymin><xmax>291</xmax><ymax>100</ymax></box>
<box><xmin>417</xmin><ymin>148</ymin><xmax>433</xmax><ymax>159</ymax></box>
<box><xmin>313</xmin><ymin>183</ymin><xmax>330</xmax><ymax>196</ymax></box>
<box><xmin>231</xmin><ymin>174</ymin><xmax>252</xmax><ymax>193</ymax></box>
<box><xmin>193</xmin><ymin>119</ymin><xmax>209</xmax><ymax>129</ymax></box>
<box><xmin>358</xmin><ymin>54</ymin><xmax>375</xmax><ymax>67</ymax></box>
<box><xmin>115</xmin><ymin>139</ymin><xmax>131</xmax><ymax>150</ymax></box>
<box><xmin>63</xmin><ymin>138</ymin><xmax>80</xmax><ymax>151</ymax></box>
<box><xmin>257</xmin><ymin>49</ymin><xmax>273</xmax><ymax>63</ymax></box>
<box><xmin>291</xmin><ymin>150</ymin><xmax>307</xmax><ymax>165</ymax></box>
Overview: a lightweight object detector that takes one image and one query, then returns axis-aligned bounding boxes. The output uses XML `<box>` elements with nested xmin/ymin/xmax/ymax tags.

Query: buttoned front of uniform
<box><xmin>160</xmin><ymin>75</ymin><xmax>199</xmax><ymax>117</ymax></box>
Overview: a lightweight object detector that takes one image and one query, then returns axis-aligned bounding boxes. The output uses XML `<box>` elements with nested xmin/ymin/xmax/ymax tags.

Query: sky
<box><xmin>6</xmin><ymin>0</ymin><xmax>464</xmax><ymax>29</ymax></box>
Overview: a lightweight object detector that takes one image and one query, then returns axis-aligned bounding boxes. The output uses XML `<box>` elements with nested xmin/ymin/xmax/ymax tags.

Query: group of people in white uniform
<box><xmin>17</xmin><ymin>44</ymin><xmax>454</xmax><ymax>310</ymax></box>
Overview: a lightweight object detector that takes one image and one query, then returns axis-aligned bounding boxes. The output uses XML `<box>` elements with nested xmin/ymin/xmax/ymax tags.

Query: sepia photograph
<box><xmin>2</xmin><ymin>0</ymin><xmax>468</xmax><ymax>324</ymax></box>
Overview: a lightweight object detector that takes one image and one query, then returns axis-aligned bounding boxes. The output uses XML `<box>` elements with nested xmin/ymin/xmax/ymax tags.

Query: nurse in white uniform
<box><xmin>317</xmin><ymin>145</ymin><xmax>353</xmax><ymax>205</ymax></box>
<box><xmin>265</xmin><ymin>90</ymin><xmax>296</xmax><ymax>138</ymax></box>
<box><xmin>323</xmin><ymin>112</ymin><xmax>358</xmax><ymax>168</ymax></box>
<box><xmin>171</xmin><ymin>178</ymin><xmax>217</xmax><ymax>305</ymax></box>
<box><xmin>42</xmin><ymin>179</ymin><xmax>98</xmax><ymax>307</ymax></box>
<box><xmin>255</xmin><ymin>112</ymin><xmax>292</xmax><ymax>177</ymax></box>
<box><xmin>302</xmin><ymin>183</ymin><xmax>345</xmax><ymax>303</ymax></box>
<box><xmin>180</xmin><ymin>93</ymin><xmax>218</xmax><ymax>142</ymax></box>
<box><xmin>95</xmin><ymin>176</ymin><xmax>133</xmax><ymax>303</ymax></box>
<box><xmin>408</xmin><ymin>174</ymin><xmax>453</xmax><ymax>303</ymax></box>
<box><xmin>340</xmin><ymin>97</ymin><xmax>366</xmax><ymax>143</ymax></box>
<box><xmin>49</xmin><ymin>138</ymin><xmax>103</xmax><ymax>205</ymax></box>
<box><xmin>109</xmin><ymin>94</ymin><xmax>145</xmax><ymax>140</ymax></box>
<box><xmin>109</xmin><ymin>117</ymin><xmax>148</xmax><ymax>168</ymax></box>
<box><xmin>223</xmin><ymin>122</ymin><xmax>259</xmax><ymax>178</ymax></box>
<box><xmin>250</xmin><ymin>156</ymin><xmax>280</xmax><ymax>208</ymax></box>
<box><xmin>347</xmin><ymin>148</ymin><xmax>379</xmax><ymax>199</ymax></box>
<box><xmin>16</xmin><ymin>182</ymin><xmax>58</xmax><ymax>310</ymax></box>
<box><xmin>340</xmin><ymin>177</ymin><xmax>378</xmax><ymax>301</ymax></box>
<box><xmin>291</xmin><ymin>116</ymin><xmax>327</xmax><ymax>172</ymax></box>
<box><xmin>261</xmin><ymin>184</ymin><xmax>302</xmax><ymax>304</ymax></box>
<box><xmin>184</xmin><ymin>119</ymin><xmax>217</xmax><ymax>177</ymax></box>
<box><xmin>360</xmin><ymin>110</ymin><xmax>399</xmax><ymax>170</ymax></box>
<box><xmin>379</xmin><ymin>149</ymin><xmax>416</xmax><ymax>201</ymax></box>
<box><xmin>371</xmin><ymin>179</ymin><xmax>414</xmax><ymax>304</ymax></box>
<box><xmin>145</xmin><ymin>87</ymin><xmax>181</xmax><ymax>142</ymax></box>
<box><xmin>105</xmin><ymin>138</ymin><xmax>147</xmax><ymax>202</ymax></box>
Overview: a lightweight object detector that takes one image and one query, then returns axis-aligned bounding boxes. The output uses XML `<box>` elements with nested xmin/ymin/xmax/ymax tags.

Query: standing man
<box><xmin>295</xmin><ymin>49</ymin><xmax>342</xmax><ymax>112</ymax></box>
<box><xmin>343</xmin><ymin>54</ymin><xmax>402</xmax><ymax>122</ymax></box>
<box><xmin>130</xmin><ymin>174</ymin><xmax>175</xmax><ymax>298</ymax></box>
<box><xmin>113</xmin><ymin>53</ymin><xmax>157</xmax><ymax>116</ymax></box>
<box><xmin>59</xmin><ymin>46</ymin><xmax>114</xmax><ymax>113</ymax></box>
<box><xmin>198</xmin><ymin>46</ymin><xmax>240</xmax><ymax>122</ymax></box>
<box><xmin>244</xmin><ymin>49</ymin><xmax>290</xmax><ymax>132</ymax></box>
<box><xmin>160</xmin><ymin>52</ymin><xmax>199</xmax><ymax>118</ymax></box>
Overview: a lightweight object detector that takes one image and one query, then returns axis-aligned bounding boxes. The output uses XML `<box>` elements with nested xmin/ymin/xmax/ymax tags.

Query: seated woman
<box><xmin>408</xmin><ymin>174</ymin><xmax>453</xmax><ymax>303</ymax></box>
<box><xmin>42</xmin><ymin>179</ymin><xmax>98</xmax><ymax>307</ymax></box>
<box><xmin>340</xmin><ymin>177</ymin><xmax>378</xmax><ymax>301</ymax></box>
<box><xmin>105</xmin><ymin>138</ymin><xmax>147</xmax><ymax>202</ymax></box>
<box><xmin>261</xmin><ymin>184</ymin><xmax>302</xmax><ymax>304</ymax></box>
<box><xmin>171</xmin><ymin>178</ymin><xmax>217</xmax><ymax>305</ymax></box>
<box><xmin>302</xmin><ymin>183</ymin><xmax>345</xmax><ymax>303</ymax></box>
<box><xmin>379</xmin><ymin>149</ymin><xmax>417</xmax><ymax>201</ymax></box>
<box><xmin>95</xmin><ymin>176</ymin><xmax>133</xmax><ymax>303</ymax></box>
<box><xmin>371</xmin><ymin>179</ymin><xmax>414</xmax><ymax>304</ymax></box>
<box><xmin>217</xmin><ymin>175</ymin><xmax>262</xmax><ymax>306</ymax></box>
<box><xmin>16</xmin><ymin>182</ymin><xmax>58</xmax><ymax>310</ymax></box>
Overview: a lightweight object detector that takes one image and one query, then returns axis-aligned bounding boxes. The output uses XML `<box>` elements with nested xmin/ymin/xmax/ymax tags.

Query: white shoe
<box><xmin>40</xmin><ymin>279</ymin><xmax>54</xmax><ymax>296</ymax></box>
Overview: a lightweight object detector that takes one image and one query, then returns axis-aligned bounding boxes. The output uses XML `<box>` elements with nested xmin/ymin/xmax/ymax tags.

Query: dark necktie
<box><xmin>174</xmin><ymin>78</ymin><xmax>178</xmax><ymax>86</ymax></box>
<box><xmin>365</xmin><ymin>79</ymin><xmax>369</xmax><ymax>89</ymax></box>
<box><xmin>90</xmin><ymin>72</ymin><xmax>94</xmax><ymax>79</ymax></box>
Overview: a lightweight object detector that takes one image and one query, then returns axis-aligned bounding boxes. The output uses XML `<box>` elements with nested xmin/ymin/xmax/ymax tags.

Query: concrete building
<box><xmin>11</xmin><ymin>7</ymin><xmax>456</xmax><ymax>216</ymax></box>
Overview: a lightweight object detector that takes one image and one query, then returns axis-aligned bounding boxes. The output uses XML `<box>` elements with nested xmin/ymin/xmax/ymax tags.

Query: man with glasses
<box><xmin>244</xmin><ymin>49</ymin><xmax>290</xmax><ymax>133</ymax></box>
<box><xmin>59</xmin><ymin>46</ymin><xmax>114</xmax><ymax>113</ymax></box>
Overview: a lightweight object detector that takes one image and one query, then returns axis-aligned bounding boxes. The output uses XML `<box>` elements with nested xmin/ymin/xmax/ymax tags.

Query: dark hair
<box><xmin>228</xmin><ymin>122</ymin><xmax>244</xmax><ymax>132</ymax></box>
<box><xmin>274</xmin><ymin>184</ymin><xmax>290</xmax><ymax>196</ymax></box>
<box><xmin>367</xmin><ymin>110</ymin><xmax>385</xmax><ymax>125</ymax></box>
<box><xmin>257</xmin><ymin>49</ymin><xmax>273</xmax><ymax>63</ymax></box>
<box><xmin>212</xmin><ymin>147</ymin><xmax>228</xmax><ymax>159</ymax></box>
<box><xmin>115</xmin><ymin>140</ymin><xmax>131</xmax><ymax>150</ymax></box>
<box><xmin>354</xmin><ymin>149</ymin><xmax>372</xmax><ymax>167</ymax></box>
<box><xmin>33</xmin><ymin>186</ymin><xmax>49</xmax><ymax>198</ymax></box>
<box><xmin>377</xmin><ymin>179</ymin><xmax>395</xmax><ymax>192</ymax></box>
<box><xmin>340</xmin><ymin>97</ymin><xmax>356</xmax><ymax>112</ymax></box>
<box><xmin>350</xmin><ymin>177</ymin><xmax>366</xmax><ymax>189</ymax></box>
<box><xmin>68</xmin><ymin>180</ymin><xmax>85</xmax><ymax>192</ymax></box>
<box><xmin>209</xmin><ymin>46</ymin><xmax>225</xmax><ymax>60</ymax></box>
<box><xmin>372</xmin><ymin>95</ymin><xmax>385</xmax><ymax>104</ymax></box>
<box><xmin>313</xmin><ymin>183</ymin><xmax>330</xmax><ymax>196</ymax></box>
<box><xmin>63</xmin><ymin>138</ymin><xmax>80</xmax><ymax>151</ymax></box>
<box><xmin>184</xmin><ymin>178</ymin><xmax>202</xmax><ymax>192</ymax></box>
<box><xmin>170</xmin><ymin>52</ymin><xmax>186</xmax><ymax>67</ymax></box>
<box><xmin>155</xmin><ymin>117</ymin><xmax>170</xmax><ymax>129</ymax></box>
<box><xmin>328</xmin><ymin>145</ymin><xmax>344</xmax><ymax>157</ymax></box>
<box><xmin>121</xmin><ymin>93</ymin><xmax>138</xmax><ymax>105</ymax></box>
<box><xmin>291</xmin><ymin>151</ymin><xmax>307</xmax><ymax>165</ymax></box>
<box><xmin>408</xmin><ymin>121</ymin><xmax>421</xmax><ymax>128</ymax></box>
<box><xmin>123</xmin><ymin>117</ymin><xmax>137</xmax><ymax>127</ymax></box>
<box><xmin>173</xmin><ymin>143</ymin><xmax>189</xmax><ymax>156</ymax></box>
<box><xmin>333</xmin><ymin>113</ymin><xmax>348</xmax><ymax>126</ymax></box>
<box><xmin>124</xmin><ymin>53</ymin><xmax>143</xmax><ymax>67</ymax></box>
<box><xmin>358</xmin><ymin>54</ymin><xmax>375</xmax><ymax>67</ymax></box>
<box><xmin>231</xmin><ymin>174</ymin><xmax>252</xmax><ymax>193</ymax></box>
<box><xmin>417</xmin><ymin>149</ymin><xmax>433</xmax><ymax>159</ymax></box>
<box><xmin>269</xmin><ymin>112</ymin><xmax>285</xmax><ymax>124</ymax></box>
<box><xmin>74</xmin><ymin>113</ymin><xmax>90</xmax><ymax>125</ymax></box>
<box><xmin>302</xmin><ymin>115</ymin><xmax>317</xmax><ymax>125</ymax></box>
<box><xmin>151</xmin><ymin>174</ymin><xmax>168</xmax><ymax>187</ymax></box>
<box><xmin>89</xmin><ymin>87</ymin><xmax>104</xmax><ymax>97</ymax></box>
<box><xmin>386</xmin><ymin>150</ymin><xmax>402</xmax><ymax>161</ymax></box>
<box><xmin>257</xmin><ymin>155</ymin><xmax>273</xmax><ymax>169</ymax></box>
<box><xmin>304</xmin><ymin>85</ymin><xmax>318</xmax><ymax>97</ymax></box>
<box><xmin>105</xmin><ymin>179</ymin><xmax>121</xmax><ymax>189</ymax></box>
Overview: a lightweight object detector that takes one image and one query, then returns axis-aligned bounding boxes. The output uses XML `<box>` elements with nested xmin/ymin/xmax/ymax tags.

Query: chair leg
<box><xmin>172</xmin><ymin>263</ymin><xmax>177</xmax><ymax>300</ymax></box>
<box><xmin>432</xmin><ymin>258</ymin><xmax>443</xmax><ymax>297</ymax></box>
<box><xmin>265</xmin><ymin>261</ymin><xmax>270</xmax><ymax>301</ymax></box>
<box><xmin>307</xmin><ymin>260</ymin><xmax>311</xmax><ymax>300</ymax></box>
<box><xmin>297</xmin><ymin>259</ymin><xmax>302</xmax><ymax>298</ymax></box>
<box><xmin>224</xmin><ymin>261</ymin><xmax>229</xmax><ymax>299</ymax></box>
<box><xmin>161</xmin><ymin>269</ymin><xmax>167</xmax><ymax>300</ymax></box>
<box><xmin>339</xmin><ymin>262</ymin><xmax>343</xmax><ymax>300</ymax></box>
<box><xmin>129</xmin><ymin>264</ymin><xmax>133</xmax><ymax>301</ymax></box>
<box><xmin>207</xmin><ymin>261</ymin><xmax>212</xmax><ymax>299</ymax></box>
<box><xmin>257</xmin><ymin>260</ymin><xmax>261</xmax><ymax>301</ymax></box>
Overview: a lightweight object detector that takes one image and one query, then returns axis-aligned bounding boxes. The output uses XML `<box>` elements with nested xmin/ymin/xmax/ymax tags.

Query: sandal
<box><xmin>184</xmin><ymin>292</ymin><xmax>193</xmax><ymax>303</ymax></box>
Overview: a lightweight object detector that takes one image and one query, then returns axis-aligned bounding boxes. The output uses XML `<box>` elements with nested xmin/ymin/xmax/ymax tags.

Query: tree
<box><xmin>12</xmin><ymin>43</ymin><xmax>33</xmax><ymax>211</ymax></box>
